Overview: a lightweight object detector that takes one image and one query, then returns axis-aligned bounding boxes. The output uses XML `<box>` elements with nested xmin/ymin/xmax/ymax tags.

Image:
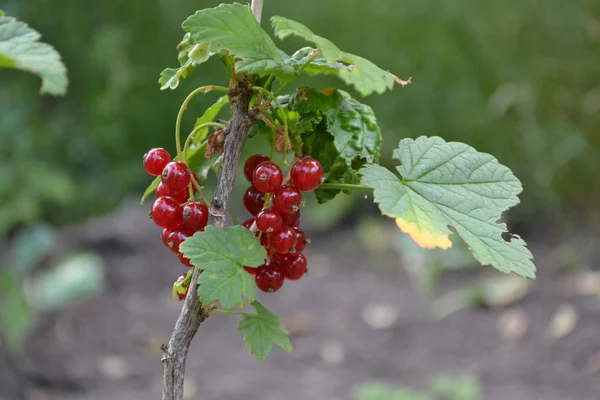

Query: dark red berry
<box><xmin>244</xmin><ymin>265</ymin><xmax>259</xmax><ymax>275</ymax></box>
<box><xmin>166</xmin><ymin>228</ymin><xmax>193</xmax><ymax>254</ymax></box>
<box><xmin>157</xmin><ymin>181</ymin><xmax>188</xmax><ymax>204</ymax></box>
<box><xmin>179</xmin><ymin>253</ymin><xmax>193</xmax><ymax>267</ymax></box>
<box><xmin>243</xmin><ymin>186</ymin><xmax>266</xmax><ymax>216</ymax></box>
<box><xmin>175</xmin><ymin>274</ymin><xmax>189</xmax><ymax>300</ymax></box>
<box><xmin>162</xmin><ymin>161</ymin><xmax>191</xmax><ymax>191</ymax></box>
<box><xmin>241</xmin><ymin>218</ymin><xmax>255</xmax><ymax>230</ymax></box>
<box><xmin>151</xmin><ymin>196</ymin><xmax>182</xmax><ymax>229</ymax></box>
<box><xmin>259</xmin><ymin>232</ymin><xmax>271</xmax><ymax>247</ymax></box>
<box><xmin>270</xmin><ymin>226</ymin><xmax>297</xmax><ymax>254</ymax></box>
<box><xmin>255</xmin><ymin>264</ymin><xmax>284</xmax><ymax>292</ymax></box>
<box><xmin>290</xmin><ymin>227</ymin><xmax>307</xmax><ymax>254</ymax></box>
<box><xmin>161</xmin><ymin>228</ymin><xmax>173</xmax><ymax>247</ymax></box>
<box><xmin>279</xmin><ymin>254</ymin><xmax>307</xmax><ymax>280</ymax></box>
<box><xmin>143</xmin><ymin>148</ymin><xmax>171</xmax><ymax>176</ymax></box>
<box><xmin>291</xmin><ymin>157</ymin><xmax>323</xmax><ymax>191</ymax></box>
<box><xmin>253</xmin><ymin>161</ymin><xmax>283</xmax><ymax>193</ymax></box>
<box><xmin>281</xmin><ymin>210</ymin><xmax>300</xmax><ymax>227</ymax></box>
<box><xmin>244</xmin><ymin>154</ymin><xmax>270</xmax><ymax>182</ymax></box>
<box><xmin>182</xmin><ymin>202</ymin><xmax>209</xmax><ymax>232</ymax></box>
<box><xmin>256</xmin><ymin>209</ymin><xmax>282</xmax><ymax>233</ymax></box>
<box><xmin>273</xmin><ymin>185</ymin><xmax>302</xmax><ymax>214</ymax></box>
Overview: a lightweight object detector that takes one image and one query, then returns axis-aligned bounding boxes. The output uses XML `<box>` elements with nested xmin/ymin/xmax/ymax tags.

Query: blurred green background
<box><xmin>1</xmin><ymin>0</ymin><xmax>599</xmax><ymax>234</ymax></box>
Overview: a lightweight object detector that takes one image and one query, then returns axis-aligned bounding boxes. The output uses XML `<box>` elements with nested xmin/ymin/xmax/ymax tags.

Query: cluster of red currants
<box><xmin>241</xmin><ymin>155</ymin><xmax>323</xmax><ymax>293</ymax></box>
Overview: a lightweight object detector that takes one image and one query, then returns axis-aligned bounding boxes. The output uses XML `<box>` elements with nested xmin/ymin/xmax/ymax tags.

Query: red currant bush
<box><xmin>270</xmin><ymin>226</ymin><xmax>297</xmax><ymax>254</ymax></box>
<box><xmin>291</xmin><ymin>157</ymin><xmax>324</xmax><ymax>191</ymax></box>
<box><xmin>273</xmin><ymin>185</ymin><xmax>302</xmax><ymax>214</ymax></box>
<box><xmin>182</xmin><ymin>202</ymin><xmax>209</xmax><ymax>232</ymax></box>
<box><xmin>253</xmin><ymin>161</ymin><xmax>283</xmax><ymax>193</ymax></box>
<box><xmin>244</xmin><ymin>154</ymin><xmax>270</xmax><ymax>182</ymax></box>
<box><xmin>256</xmin><ymin>209</ymin><xmax>282</xmax><ymax>233</ymax></box>
<box><xmin>166</xmin><ymin>228</ymin><xmax>192</xmax><ymax>254</ymax></box>
<box><xmin>281</xmin><ymin>210</ymin><xmax>300</xmax><ymax>227</ymax></box>
<box><xmin>151</xmin><ymin>196</ymin><xmax>182</xmax><ymax>229</ymax></box>
<box><xmin>290</xmin><ymin>227</ymin><xmax>307</xmax><ymax>254</ymax></box>
<box><xmin>255</xmin><ymin>264</ymin><xmax>284</xmax><ymax>293</ymax></box>
<box><xmin>243</xmin><ymin>186</ymin><xmax>266</xmax><ymax>216</ymax></box>
<box><xmin>162</xmin><ymin>161</ymin><xmax>191</xmax><ymax>191</ymax></box>
<box><xmin>279</xmin><ymin>254</ymin><xmax>307</xmax><ymax>280</ymax></box>
<box><xmin>157</xmin><ymin>181</ymin><xmax>188</xmax><ymax>204</ymax></box>
<box><xmin>143</xmin><ymin>148</ymin><xmax>171</xmax><ymax>176</ymax></box>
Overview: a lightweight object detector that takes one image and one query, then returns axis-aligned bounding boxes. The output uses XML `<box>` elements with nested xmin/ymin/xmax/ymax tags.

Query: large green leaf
<box><xmin>0</xmin><ymin>15</ymin><xmax>68</xmax><ymax>95</ymax></box>
<box><xmin>359</xmin><ymin>136</ymin><xmax>535</xmax><ymax>279</ymax></box>
<box><xmin>180</xmin><ymin>226</ymin><xmax>266</xmax><ymax>309</ymax></box>
<box><xmin>237</xmin><ymin>301</ymin><xmax>292</xmax><ymax>360</ymax></box>
<box><xmin>272</xmin><ymin>17</ymin><xmax>408</xmax><ymax>96</ymax></box>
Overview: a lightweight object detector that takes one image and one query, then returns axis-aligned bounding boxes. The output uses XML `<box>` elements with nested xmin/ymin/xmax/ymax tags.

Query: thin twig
<box><xmin>251</xmin><ymin>0</ymin><xmax>264</xmax><ymax>23</ymax></box>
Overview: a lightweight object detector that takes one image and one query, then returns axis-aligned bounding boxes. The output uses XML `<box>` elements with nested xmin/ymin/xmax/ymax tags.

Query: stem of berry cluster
<box><xmin>160</xmin><ymin>4</ymin><xmax>262</xmax><ymax>398</ymax></box>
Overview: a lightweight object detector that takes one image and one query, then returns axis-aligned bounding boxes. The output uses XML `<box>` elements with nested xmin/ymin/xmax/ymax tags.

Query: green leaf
<box><xmin>158</xmin><ymin>67</ymin><xmax>181</xmax><ymax>90</ymax></box>
<box><xmin>272</xmin><ymin>17</ymin><xmax>407</xmax><ymax>96</ymax></box>
<box><xmin>0</xmin><ymin>271</ymin><xmax>35</xmax><ymax>353</ymax></box>
<box><xmin>237</xmin><ymin>301</ymin><xmax>292</xmax><ymax>360</ymax></box>
<box><xmin>353</xmin><ymin>383</ymin><xmax>433</xmax><ymax>400</ymax></box>
<box><xmin>180</xmin><ymin>3</ymin><xmax>294</xmax><ymax>79</ymax></box>
<box><xmin>430</xmin><ymin>374</ymin><xmax>482</xmax><ymax>400</ymax></box>
<box><xmin>180</xmin><ymin>226</ymin><xmax>266</xmax><ymax>309</ymax></box>
<box><xmin>31</xmin><ymin>252</ymin><xmax>105</xmax><ymax>311</ymax></box>
<box><xmin>359</xmin><ymin>136</ymin><xmax>535</xmax><ymax>279</ymax></box>
<box><xmin>0</xmin><ymin>15</ymin><xmax>68</xmax><ymax>95</ymax></box>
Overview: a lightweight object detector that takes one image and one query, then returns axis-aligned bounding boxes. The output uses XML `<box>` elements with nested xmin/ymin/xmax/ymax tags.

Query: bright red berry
<box><xmin>259</xmin><ymin>232</ymin><xmax>271</xmax><ymax>247</ymax></box>
<box><xmin>256</xmin><ymin>209</ymin><xmax>282</xmax><ymax>233</ymax></box>
<box><xmin>157</xmin><ymin>181</ymin><xmax>188</xmax><ymax>204</ymax></box>
<box><xmin>279</xmin><ymin>254</ymin><xmax>307</xmax><ymax>280</ymax></box>
<box><xmin>244</xmin><ymin>155</ymin><xmax>270</xmax><ymax>182</ymax></box>
<box><xmin>162</xmin><ymin>161</ymin><xmax>191</xmax><ymax>191</ymax></box>
<box><xmin>273</xmin><ymin>185</ymin><xmax>302</xmax><ymax>214</ymax></box>
<box><xmin>253</xmin><ymin>161</ymin><xmax>283</xmax><ymax>193</ymax></box>
<box><xmin>166</xmin><ymin>228</ymin><xmax>193</xmax><ymax>254</ymax></box>
<box><xmin>143</xmin><ymin>148</ymin><xmax>171</xmax><ymax>176</ymax></box>
<box><xmin>270</xmin><ymin>226</ymin><xmax>297</xmax><ymax>254</ymax></box>
<box><xmin>161</xmin><ymin>228</ymin><xmax>173</xmax><ymax>247</ymax></box>
<box><xmin>182</xmin><ymin>202</ymin><xmax>209</xmax><ymax>232</ymax></box>
<box><xmin>179</xmin><ymin>253</ymin><xmax>193</xmax><ymax>268</ymax></box>
<box><xmin>175</xmin><ymin>274</ymin><xmax>189</xmax><ymax>300</ymax></box>
<box><xmin>255</xmin><ymin>264</ymin><xmax>284</xmax><ymax>292</ymax></box>
<box><xmin>241</xmin><ymin>218</ymin><xmax>255</xmax><ymax>230</ymax></box>
<box><xmin>291</xmin><ymin>157</ymin><xmax>323</xmax><ymax>191</ymax></box>
<box><xmin>243</xmin><ymin>186</ymin><xmax>266</xmax><ymax>216</ymax></box>
<box><xmin>290</xmin><ymin>227</ymin><xmax>307</xmax><ymax>254</ymax></box>
<box><xmin>244</xmin><ymin>265</ymin><xmax>259</xmax><ymax>275</ymax></box>
<box><xmin>281</xmin><ymin>210</ymin><xmax>300</xmax><ymax>227</ymax></box>
<box><xmin>151</xmin><ymin>196</ymin><xmax>182</xmax><ymax>229</ymax></box>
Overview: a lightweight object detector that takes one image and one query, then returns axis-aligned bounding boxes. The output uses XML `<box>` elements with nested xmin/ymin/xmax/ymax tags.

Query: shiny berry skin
<box><xmin>253</xmin><ymin>161</ymin><xmax>283</xmax><ymax>193</ymax></box>
<box><xmin>243</xmin><ymin>186</ymin><xmax>266</xmax><ymax>216</ymax></box>
<box><xmin>259</xmin><ymin>232</ymin><xmax>271</xmax><ymax>247</ymax></box>
<box><xmin>161</xmin><ymin>161</ymin><xmax>191</xmax><ymax>191</ymax></box>
<box><xmin>179</xmin><ymin>253</ymin><xmax>193</xmax><ymax>268</ymax></box>
<box><xmin>279</xmin><ymin>254</ymin><xmax>307</xmax><ymax>280</ymax></box>
<box><xmin>241</xmin><ymin>218</ymin><xmax>255</xmax><ymax>229</ymax></box>
<box><xmin>244</xmin><ymin>265</ymin><xmax>259</xmax><ymax>275</ymax></box>
<box><xmin>182</xmin><ymin>202</ymin><xmax>209</xmax><ymax>232</ymax></box>
<box><xmin>291</xmin><ymin>157</ymin><xmax>323</xmax><ymax>191</ymax></box>
<box><xmin>290</xmin><ymin>227</ymin><xmax>307</xmax><ymax>254</ymax></box>
<box><xmin>143</xmin><ymin>148</ymin><xmax>171</xmax><ymax>176</ymax></box>
<box><xmin>161</xmin><ymin>228</ymin><xmax>173</xmax><ymax>247</ymax></box>
<box><xmin>281</xmin><ymin>210</ymin><xmax>300</xmax><ymax>227</ymax></box>
<box><xmin>151</xmin><ymin>196</ymin><xmax>182</xmax><ymax>229</ymax></box>
<box><xmin>175</xmin><ymin>274</ymin><xmax>189</xmax><ymax>300</ymax></box>
<box><xmin>256</xmin><ymin>209</ymin><xmax>282</xmax><ymax>233</ymax></box>
<box><xmin>244</xmin><ymin>155</ymin><xmax>270</xmax><ymax>182</ymax></box>
<box><xmin>273</xmin><ymin>185</ymin><xmax>302</xmax><ymax>214</ymax></box>
<box><xmin>255</xmin><ymin>264</ymin><xmax>284</xmax><ymax>292</ymax></box>
<box><xmin>166</xmin><ymin>228</ymin><xmax>193</xmax><ymax>254</ymax></box>
<box><xmin>270</xmin><ymin>226</ymin><xmax>297</xmax><ymax>254</ymax></box>
<box><xmin>156</xmin><ymin>181</ymin><xmax>188</xmax><ymax>204</ymax></box>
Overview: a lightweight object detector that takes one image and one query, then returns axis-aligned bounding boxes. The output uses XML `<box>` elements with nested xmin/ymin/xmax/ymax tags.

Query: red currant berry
<box><xmin>270</xmin><ymin>226</ymin><xmax>297</xmax><ymax>254</ymax></box>
<box><xmin>255</xmin><ymin>264</ymin><xmax>284</xmax><ymax>292</ymax></box>
<box><xmin>279</xmin><ymin>254</ymin><xmax>307</xmax><ymax>280</ymax></box>
<box><xmin>166</xmin><ymin>228</ymin><xmax>193</xmax><ymax>254</ymax></box>
<box><xmin>241</xmin><ymin>218</ymin><xmax>255</xmax><ymax>230</ymax></box>
<box><xmin>281</xmin><ymin>210</ymin><xmax>300</xmax><ymax>227</ymax></box>
<box><xmin>290</xmin><ymin>227</ymin><xmax>307</xmax><ymax>254</ymax></box>
<box><xmin>175</xmin><ymin>274</ymin><xmax>190</xmax><ymax>300</ymax></box>
<box><xmin>244</xmin><ymin>265</ymin><xmax>259</xmax><ymax>275</ymax></box>
<box><xmin>157</xmin><ymin>181</ymin><xmax>188</xmax><ymax>204</ymax></box>
<box><xmin>256</xmin><ymin>209</ymin><xmax>282</xmax><ymax>233</ymax></box>
<box><xmin>253</xmin><ymin>161</ymin><xmax>283</xmax><ymax>193</ymax></box>
<box><xmin>151</xmin><ymin>196</ymin><xmax>182</xmax><ymax>229</ymax></box>
<box><xmin>291</xmin><ymin>157</ymin><xmax>324</xmax><ymax>191</ymax></box>
<box><xmin>244</xmin><ymin>154</ymin><xmax>270</xmax><ymax>182</ymax></box>
<box><xmin>161</xmin><ymin>161</ymin><xmax>191</xmax><ymax>191</ymax></box>
<box><xmin>182</xmin><ymin>202</ymin><xmax>209</xmax><ymax>232</ymax></box>
<box><xmin>243</xmin><ymin>186</ymin><xmax>266</xmax><ymax>216</ymax></box>
<box><xmin>143</xmin><ymin>148</ymin><xmax>171</xmax><ymax>176</ymax></box>
<box><xmin>273</xmin><ymin>185</ymin><xmax>302</xmax><ymax>214</ymax></box>
<box><xmin>179</xmin><ymin>253</ymin><xmax>193</xmax><ymax>268</ymax></box>
<box><xmin>161</xmin><ymin>228</ymin><xmax>173</xmax><ymax>247</ymax></box>
<box><xmin>259</xmin><ymin>232</ymin><xmax>271</xmax><ymax>247</ymax></box>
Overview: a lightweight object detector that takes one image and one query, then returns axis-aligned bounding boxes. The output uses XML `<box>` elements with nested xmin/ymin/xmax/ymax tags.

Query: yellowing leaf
<box><xmin>360</xmin><ymin>136</ymin><xmax>535</xmax><ymax>279</ymax></box>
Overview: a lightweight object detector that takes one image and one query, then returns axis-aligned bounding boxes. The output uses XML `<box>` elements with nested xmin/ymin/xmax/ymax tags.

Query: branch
<box><xmin>251</xmin><ymin>0</ymin><xmax>264</xmax><ymax>23</ymax></box>
<box><xmin>161</xmin><ymin>77</ymin><xmax>254</xmax><ymax>400</ymax></box>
